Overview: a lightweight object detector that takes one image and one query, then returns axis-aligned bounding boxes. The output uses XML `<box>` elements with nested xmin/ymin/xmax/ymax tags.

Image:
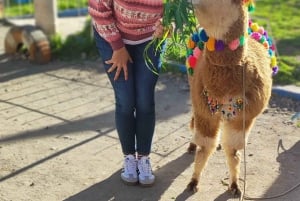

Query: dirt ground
<box><xmin>0</xmin><ymin>56</ymin><xmax>299</xmax><ymax>201</ymax></box>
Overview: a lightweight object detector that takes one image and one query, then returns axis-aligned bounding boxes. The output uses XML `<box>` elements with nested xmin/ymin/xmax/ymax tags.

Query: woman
<box><xmin>88</xmin><ymin>0</ymin><xmax>164</xmax><ymax>186</ymax></box>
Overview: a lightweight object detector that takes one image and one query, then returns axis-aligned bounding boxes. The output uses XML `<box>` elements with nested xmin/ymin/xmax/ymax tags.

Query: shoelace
<box><xmin>139</xmin><ymin>158</ymin><xmax>152</xmax><ymax>175</ymax></box>
<box><xmin>125</xmin><ymin>158</ymin><xmax>136</xmax><ymax>174</ymax></box>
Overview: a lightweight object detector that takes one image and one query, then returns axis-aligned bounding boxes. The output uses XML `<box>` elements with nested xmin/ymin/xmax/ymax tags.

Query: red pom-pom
<box><xmin>188</xmin><ymin>56</ymin><xmax>197</xmax><ymax>68</ymax></box>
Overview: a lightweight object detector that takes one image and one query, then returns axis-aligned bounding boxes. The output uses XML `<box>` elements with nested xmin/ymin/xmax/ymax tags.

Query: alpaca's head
<box><xmin>193</xmin><ymin>0</ymin><xmax>246</xmax><ymax>40</ymax></box>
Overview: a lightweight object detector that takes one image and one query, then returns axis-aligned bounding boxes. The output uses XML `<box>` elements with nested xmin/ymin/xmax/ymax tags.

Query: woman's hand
<box><xmin>153</xmin><ymin>19</ymin><xmax>164</xmax><ymax>39</ymax></box>
<box><xmin>105</xmin><ymin>47</ymin><xmax>132</xmax><ymax>80</ymax></box>
<box><xmin>153</xmin><ymin>19</ymin><xmax>172</xmax><ymax>39</ymax></box>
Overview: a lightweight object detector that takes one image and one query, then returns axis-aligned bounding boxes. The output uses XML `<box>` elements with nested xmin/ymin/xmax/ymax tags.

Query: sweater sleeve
<box><xmin>88</xmin><ymin>0</ymin><xmax>124</xmax><ymax>50</ymax></box>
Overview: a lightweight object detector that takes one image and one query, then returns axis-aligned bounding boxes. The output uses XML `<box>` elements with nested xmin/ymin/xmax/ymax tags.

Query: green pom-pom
<box><xmin>186</xmin><ymin>49</ymin><xmax>193</xmax><ymax>56</ymax></box>
<box><xmin>248</xmin><ymin>4</ymin><xmax>255</xmax><ymax>12</ymax></box>
<box><xmin>259</xmin><ymin>37</ymin><xmax>266</xmax><ymax>43</ymax></box>
<box><xmin>239</xmin><ymin>35</ymin><xmax>245</xmax><ymax>46</ymax></box>
<box><xmin>198</xmin><ymin>41</ymin><xmax>205</xmax><ymax>50</ymax></box>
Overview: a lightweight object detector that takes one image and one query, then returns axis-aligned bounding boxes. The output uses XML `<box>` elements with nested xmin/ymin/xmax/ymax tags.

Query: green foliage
<box><xmin>4</xmin><ymin>1</ymin><xmax>34</xmax><ymax>17</ymax></box>
<box><xmin>144</xmin><ymin>0</ymin><xmax>197</xmax><ymax>74</ymax></box>
<box><xmin>57</xmin><ymin>0</ymin><xmax>87</xmax><ymax>10</ymax></box>
<box><xmin>250</xmin><ymin>0</ymin><xmax>300</xmax><ymax>86</ymax></box>
<box><xmin>4</xmin><ymin>0</ymin><xmax>88</xmax><ymax>17</ymax></box>
<box><xmin>50</xmin><ymin>18</ymin><xmax>98</xmax><ymax>61</ymax></box>
<box><xmin>162</xmin><ymin>0</ymin><xmax>197</xmax><ymax>43</ymax></box>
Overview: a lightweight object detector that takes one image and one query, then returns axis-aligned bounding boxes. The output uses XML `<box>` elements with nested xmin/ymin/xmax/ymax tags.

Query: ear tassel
<box><xmin>243</xmin><ymin>0</ymin><xmax>255</xmax><ymax>12</ymax></box>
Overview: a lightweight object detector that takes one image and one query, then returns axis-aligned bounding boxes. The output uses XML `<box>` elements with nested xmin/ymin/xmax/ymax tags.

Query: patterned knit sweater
<box><xmin>88</xmin><ymin>0</ymin><xmax>163</xmax><ymax>50</ymax></box>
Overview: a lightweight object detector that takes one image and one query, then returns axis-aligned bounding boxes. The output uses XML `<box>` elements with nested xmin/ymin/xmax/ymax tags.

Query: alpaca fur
<box><xmin>187</xmin><ymin>0</ymin><xmax>273</xmax><ymax>195</ymax></box>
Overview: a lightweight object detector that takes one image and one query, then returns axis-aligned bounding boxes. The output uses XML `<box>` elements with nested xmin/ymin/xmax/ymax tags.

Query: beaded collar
<box><xmin>203</xmin><ymin>89</ymin><xmax>244</xmax><ymax>119</ymax></box>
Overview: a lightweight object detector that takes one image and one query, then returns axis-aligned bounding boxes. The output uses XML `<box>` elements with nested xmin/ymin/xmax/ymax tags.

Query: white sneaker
<box><xmin>121</xmin><ymin>154</ymin><xmax>138</xmax><ymax>185</ymax></box>
<box><xmin>137</xmin><ymin>156</ymin><xmax>155</xmax><ymax>186</ymax></box>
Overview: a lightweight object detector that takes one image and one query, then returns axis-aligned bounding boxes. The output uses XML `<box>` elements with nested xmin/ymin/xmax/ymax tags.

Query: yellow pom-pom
<box><xmin>271</xmin><ymin>56</ymin><xmax>277</xmax><ymax>66</ymax></box>
<box><xmin>251</xmin><ymin>23</ymin><xmax>259</xmax><ymax>32</ymax></box>
<box><xmin>206</xmin><ymin>38</ymin><xmax>215</xmax><ymax>51</ymax></box>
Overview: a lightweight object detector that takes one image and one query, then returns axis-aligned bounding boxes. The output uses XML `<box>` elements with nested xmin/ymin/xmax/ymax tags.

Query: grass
<box><xmin>3</xmin><ymin>0</ymin><xmax>87</xmax><ymax>17</ymax></box>
<box><xmin>250</xmin><ymin>0</ymin><xmax>300</xmax><ymax>86</ymax></box>
<box><xmin>49</xmin><ymin>18</ymin><xmax>98</xmax><ymax>61</ymax></box>
<box><xmin>3</xmin><ymin>0</ymin><xmax>300</xmax><ymax>86</ymax></box>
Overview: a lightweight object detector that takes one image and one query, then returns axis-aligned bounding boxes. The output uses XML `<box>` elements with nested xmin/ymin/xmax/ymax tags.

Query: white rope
<box><xmin>240</xmin><ymin>60</ymin><xmax>247</xmax><ymax>201</ymax></box>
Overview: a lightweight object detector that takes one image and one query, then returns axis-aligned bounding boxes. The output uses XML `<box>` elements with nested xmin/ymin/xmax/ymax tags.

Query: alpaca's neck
<box><xmin>204</xmin><ymin>9</ymin><xmax>248</xmax><ymax>66</ymax></box>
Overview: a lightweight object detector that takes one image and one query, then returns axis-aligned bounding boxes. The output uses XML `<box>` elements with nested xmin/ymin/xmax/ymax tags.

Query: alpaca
<box><xmin>185</xmin><ymin>0</ymin><xmax>275</xmax><ymax>195</ymax></box>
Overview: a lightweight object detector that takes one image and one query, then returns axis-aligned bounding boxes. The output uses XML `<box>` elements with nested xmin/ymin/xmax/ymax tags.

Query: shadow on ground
<box><xmin>262</xmin><ymin>140</ymin><xmax>300</xmax><ymax>200</ymax></box>
<box><xmin>64</xmin><ymin>152</ymin><xmax>194</xmax><ymax>201</ymax></box>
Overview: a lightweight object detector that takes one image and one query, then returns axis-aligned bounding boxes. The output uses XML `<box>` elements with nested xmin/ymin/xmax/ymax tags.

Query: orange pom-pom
<box><xmin>187</xmin><ymin>38</ymin><xmax>195</xmax><ymax>49</ymax></box>
<box><xmin>206</xmin><ymin>38</ymin><xmax>215</xmax><ymax>51</ymax></box>
<box><xmin>263</xmin><ymin>41</ymin><xmax>269</xmax><ymax>49</ymax></box>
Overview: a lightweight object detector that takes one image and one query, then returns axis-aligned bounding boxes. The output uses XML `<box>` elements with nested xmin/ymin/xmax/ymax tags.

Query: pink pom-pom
<box><xmin>251</xmin><ymin>32</ymin><xmax>262</xmax><ymax>41</ymax></box>
<box><xmin>193</xmin><ymin>47</ymin><xmax>202</xmax><ymax>59</ymax></box>
<box><xmin>248</xmin><ymin>19</ymin><xmax>252</xmax><ymax>27</ymax></box>
<box><xmin>229</xmin><ymin>39</ymin><xmax>240</xmax><ymax>50</ymax></box>
<box><xmin>258</xmin><ymin>27</ymin><xmax>264</xmax><ymax>35</ymax></box>
<box><xmin>270</xmin><ymin>44</ymin><xmax>276</xmax><ymax>51</ymax></box>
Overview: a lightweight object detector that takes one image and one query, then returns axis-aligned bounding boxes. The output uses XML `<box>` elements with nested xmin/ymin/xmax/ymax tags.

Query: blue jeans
<box><xmin>94</xmin><ymin>30</ymin><xmax>161</xmax><ymax>155</ymax></box>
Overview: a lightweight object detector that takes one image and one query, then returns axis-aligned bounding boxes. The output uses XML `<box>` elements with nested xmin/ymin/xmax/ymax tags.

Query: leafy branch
<box><xmin>144</xmin><ymin>0</ymin><xmax>198</xmax><ymax>74</ymax></box>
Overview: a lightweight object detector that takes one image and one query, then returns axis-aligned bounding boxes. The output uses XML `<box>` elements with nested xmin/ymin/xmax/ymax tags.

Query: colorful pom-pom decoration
<box><xmin>193</xmin><ymin>47</ymin><xmax>202</xmax><ymax>59</ymax></box>
<box><xmin>228</xmin><ymin>39</ymin><xmax>240</xmax><ymax>51</ymax></box>
<box><xmin>244</xmin><ymin>0</ymin><xmax>255</xmax><ymax>12</ymax></box>
<box><xmin>198</xmin><ymin>41</ymin><xmax>205</xmax><ymax>50</ymax></box>
<box><xmin>239</xmin><ymin>35</ymin><xmax>246</xmax><ymax>46</ymax></box>
<box><xmin>272</xmin><ymin>66</ymin><xmax>279</xmax><ymax>76</ymax></box>
<box><xmin>187</xmin><ymin>38</ymin><xmax>195</xmax><ymax>49</ymax></box>
<box><xmin>251</xmin><ymin>23</ymin><xmax>259</xmax><ymax>32</ymax></box>
<box><xmin>207</xmin><ymin>38</ymin><xmax>216</xmax><ymax>51</ymax></box>
<box><xmin>188</xmin><ymin>55</ymin><xmax>197</xmax><ymax>68</ymax></box>
<box><xmin>192</xmin><ymin>33</ymin><xmax>200</xmax><ymax>43</ymax></box>
<box><xmin>216</xmin><ymin>40</ymin><xmax>225</xmax><ymax>51</ymax></box>
<box><xmin>185</xmin><ymin>0</ymin><xmax>278</xmax><ymax>77</ymax></box>
<box><xmin>199</xmin><ymin>29</ymin><xmax>209</xmax><ymax>42</ymax></box>
<box><xmin>248</xmin><ymin>17</ymin><xmax>279</xmax><ymax>76</ymax></box>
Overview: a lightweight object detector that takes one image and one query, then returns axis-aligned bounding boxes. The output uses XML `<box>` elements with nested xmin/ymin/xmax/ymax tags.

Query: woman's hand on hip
<box><xmin>106</xmin><ymin>47</ymin><xmax>132</xmax><ymax>80</ymax></box>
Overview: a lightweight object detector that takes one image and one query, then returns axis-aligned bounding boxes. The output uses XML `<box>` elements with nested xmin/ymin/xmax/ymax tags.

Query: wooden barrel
<box><xmin>4</xmin><ymin>25</ymin><xmax>51</xmax><ymax>64</ymax></box>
